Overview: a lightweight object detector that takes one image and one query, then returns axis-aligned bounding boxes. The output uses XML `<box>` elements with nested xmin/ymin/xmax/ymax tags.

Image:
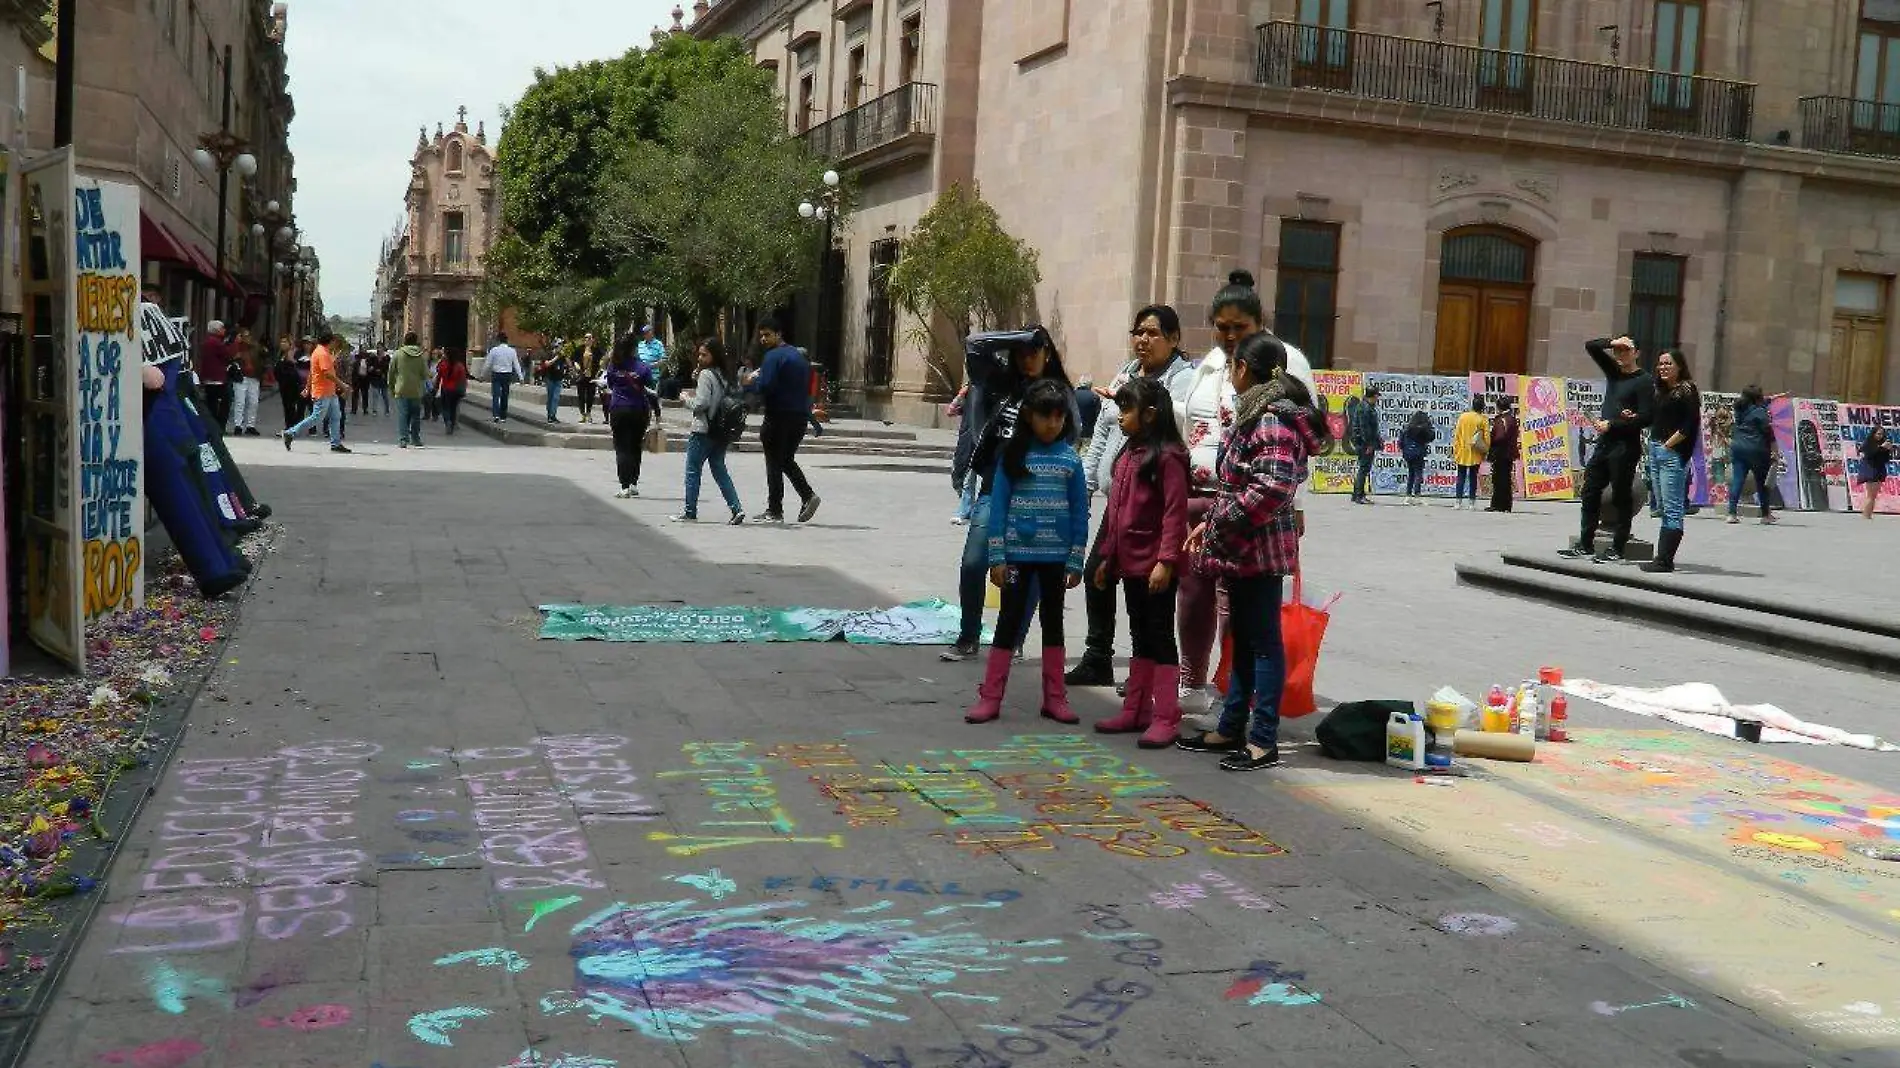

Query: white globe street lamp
<box><xmin>235</xmin><ymin>153</ymin><xmax>258</xmax><ymax>178</ymax></box>
<box><xmin>822</xmin><ymin>169</ymin><xmax>840</xmax><ymax>188</ymax></box>
<box><xmin>192</xmin><ymin>147</ymin><xmax>214</xmax><ymax>170</ymax></box>
<box><xmin>798</xmin><ymin>201</ymin><xmax>816</xmax><ymax>219</ymax></box>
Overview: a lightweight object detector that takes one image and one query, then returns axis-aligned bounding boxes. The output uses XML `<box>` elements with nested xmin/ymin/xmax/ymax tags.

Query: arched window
<box><xmin>1440</xmin><ymin>226</ymin><xmax>1535</xmax><ymax>284</ymax></box>
<box><xmin>447</xmin><ymin>140</ymin><xmax>464</xmax><ymax>173</ymax></box>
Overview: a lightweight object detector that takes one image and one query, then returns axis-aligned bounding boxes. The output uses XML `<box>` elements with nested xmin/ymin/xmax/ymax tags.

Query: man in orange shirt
<box><xmin>281</xmin><ymin>331</ymin><xmax>352</xmax><ymax>453</ymax></box>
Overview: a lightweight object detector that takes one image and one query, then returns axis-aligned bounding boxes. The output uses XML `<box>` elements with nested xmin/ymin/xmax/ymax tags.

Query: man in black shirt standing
<box><xmin>1561</xmin><ymin>335</ymin><xmax>1654</xmax><ymax>562</ymax></box>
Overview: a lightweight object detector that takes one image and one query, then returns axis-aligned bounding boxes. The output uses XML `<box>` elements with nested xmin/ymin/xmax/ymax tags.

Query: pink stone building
<box><xmin>695</xmin><ymin>0</ymin><xmax>1900</xmax><ymax>418</ymax></box>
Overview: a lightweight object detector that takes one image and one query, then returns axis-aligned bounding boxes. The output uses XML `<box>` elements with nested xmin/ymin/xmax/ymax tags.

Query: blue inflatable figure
<box><xmin>140</xmin><ymin>301</ymin><xmax>247</xmax><ymax>598</ymax></box>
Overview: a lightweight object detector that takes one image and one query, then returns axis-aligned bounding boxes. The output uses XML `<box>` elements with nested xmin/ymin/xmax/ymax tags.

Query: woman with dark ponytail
<box><xmin>1177</xmin><ymin>332</ymin><xmax>1330</xmax><ymax>772</ymax></box>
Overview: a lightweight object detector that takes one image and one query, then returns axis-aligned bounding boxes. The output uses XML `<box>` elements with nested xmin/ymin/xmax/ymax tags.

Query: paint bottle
<box><xmin>1514</xmin><ymin>683</ymin><xmax>1540</xmax><ymax>739</ymax></box>
<box><xmin>1547</xmin><ymin>693</ymin><xmax>1569</xmax><ymax>742</ymax></box>
<box><xmin>1386</xmin><ymin>709</ymin><xmax>1426</xmax><ymax>771</ymax></box>
<box><xmin>1483</xmin><ymin>685</ymin><xmax>1511</xmax><ymax>733</ymax></box>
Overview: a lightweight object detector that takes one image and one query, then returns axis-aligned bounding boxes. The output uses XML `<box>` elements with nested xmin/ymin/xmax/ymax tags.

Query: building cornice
<box><xmin>690</xmin><ymin>0</ymin><xmax>797</xmax><ymax>44</ymax></box>
<box><xmin>1167</xmin><ymin>75</ymin><xmax>1900</xmax><ymax>191</ymax></box>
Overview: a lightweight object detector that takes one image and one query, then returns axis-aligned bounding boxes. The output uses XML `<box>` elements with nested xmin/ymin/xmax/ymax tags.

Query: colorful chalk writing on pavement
<box><xmin>537</xmin><ymin>892</ymin><xmax>1063</xmax><ymax>1050</ymax></box>
<box><xmin>109</xmin><ymin>740</ymin><xmax>381</xmax><ymax>954</ymax></box>
<box><xmin>74</xmin><ymin>180</ymin><xmax>144</xmax><ymax>622</ymax></box>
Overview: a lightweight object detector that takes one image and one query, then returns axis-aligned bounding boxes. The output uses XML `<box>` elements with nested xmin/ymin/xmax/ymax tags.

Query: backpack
<box><xmin>709</xmin><ymin>373</ymin><xmax>748</xmax><ymax>443</ymax></box>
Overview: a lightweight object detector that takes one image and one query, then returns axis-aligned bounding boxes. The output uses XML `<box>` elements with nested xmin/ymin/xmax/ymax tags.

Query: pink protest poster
<box><xmin>1840</xmin><ymin>404</ymin><xmax>1900</xmax><ymax>514</ymax></box>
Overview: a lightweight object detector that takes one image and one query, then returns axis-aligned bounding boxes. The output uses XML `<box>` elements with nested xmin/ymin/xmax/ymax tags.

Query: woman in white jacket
<box><xmin>1176</xmin><ymin>272</ymin><xmax>1314</xmax><ymax>727</ymax></box>
<box><xmin>1066</xmin><ymin>305</ymin><xmax>1197</xmax><ymax>689</ymax></box>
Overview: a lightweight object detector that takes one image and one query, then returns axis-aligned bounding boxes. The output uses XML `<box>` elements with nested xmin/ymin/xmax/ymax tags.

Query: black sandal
<box><xmin>1175</xmin><ymin>732</ymin><xmax>1244</xmax><ymax>754</ymax></box>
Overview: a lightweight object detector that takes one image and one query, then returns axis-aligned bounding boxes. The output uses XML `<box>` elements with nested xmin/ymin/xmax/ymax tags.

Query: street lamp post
<box><xmin>195</xmin><ymin>44</ymin><xmax>257</xmax><ymax>323</ymax></box>
<box><xmin>251</xmin><ymin>205</ymin><xmax>292</xmax><ymax>345</ymax></box>
<box><xmin>797</xmin><ymin>169</ymin><xmax>842</xmax><ymax>388</ymax></box>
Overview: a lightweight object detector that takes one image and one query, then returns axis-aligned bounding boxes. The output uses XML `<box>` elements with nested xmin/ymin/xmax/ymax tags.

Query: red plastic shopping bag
<box><xmin>1213</xmin><ymin>571</ymin><xmax>1334</xmax><ymax>719</ymax></box>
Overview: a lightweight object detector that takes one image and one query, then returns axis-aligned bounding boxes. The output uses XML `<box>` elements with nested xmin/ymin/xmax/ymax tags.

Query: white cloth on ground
<box><xmin>1561</xmin><ymin>679</ymin><xmax>1900</xmax><ymax>751</ymax></box>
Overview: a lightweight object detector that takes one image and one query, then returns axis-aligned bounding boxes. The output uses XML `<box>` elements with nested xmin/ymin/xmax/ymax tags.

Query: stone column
<box><xmin>1717</xmin><ymin>169</ymin><xmax>1804</xmax><ymax>393</ymax></box>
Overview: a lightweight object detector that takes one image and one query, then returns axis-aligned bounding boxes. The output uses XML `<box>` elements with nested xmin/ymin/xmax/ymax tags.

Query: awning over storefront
<box><xmin>141</xmin><ymin>210</ymin><xmax>219</xmax><ymax>282</ymax></box>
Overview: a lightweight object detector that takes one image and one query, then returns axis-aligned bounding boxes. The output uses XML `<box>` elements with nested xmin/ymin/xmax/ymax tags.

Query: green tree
<box><xmin>592</xmin><ymin>66</ymin><xmax>832</xmax><ymax>335</ymax></box>
<box><xmin>487</xmin><ymin>35</ymin><xmax>769</xmax><ymax>335</ymax></box>
<box><xmin>886</xmin><ymin>183</ymin><xmax>1041</xmax><ymax>394</ymax></box>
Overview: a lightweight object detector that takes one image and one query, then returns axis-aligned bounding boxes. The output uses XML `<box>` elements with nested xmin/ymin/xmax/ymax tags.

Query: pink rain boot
<box><xmin>1040</xmin><ymin>648</ymin><xmax>1080</xmax><ymax>724</ymax></box>
<box><xmin>1139</xmin><ymin>664</ymin><xmax>1185</xmax><ymax>749</ymax></box>
<box><xmin>965</xmin><ymin>647</ymin><xmax>1014</xmax><ymax>724</ymax></box>
<box><xmin>1096</xmin><ymin>659</ymin><xmax>1154</xmax><ymax>733</ymax></box>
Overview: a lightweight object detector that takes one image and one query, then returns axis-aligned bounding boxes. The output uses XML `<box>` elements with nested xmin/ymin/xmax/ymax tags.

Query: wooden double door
<box><xmin>1433</xmin><ymin>283</ymin><xmax>1530</xmax><ymax>377</ymax></box>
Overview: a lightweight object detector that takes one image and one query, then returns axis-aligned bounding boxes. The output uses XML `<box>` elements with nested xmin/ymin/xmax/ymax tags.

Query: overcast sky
<box><xmin>285</xmin><ymin>0</ymin><xmax>684</xmax><ymax>318</ymax></box>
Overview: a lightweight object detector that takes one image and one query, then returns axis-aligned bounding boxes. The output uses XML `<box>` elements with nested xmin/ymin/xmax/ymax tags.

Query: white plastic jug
<box><xmin>1386</xmin><ymin>710</ymin><xmax>1426</xmax><ymax>771</ymax></box>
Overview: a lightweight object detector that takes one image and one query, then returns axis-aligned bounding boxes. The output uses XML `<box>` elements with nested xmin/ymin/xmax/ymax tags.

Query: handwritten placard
<box><xmin>73</xmin><ymin>180</ymin><xmax>143</xmax><ymax>622</ymax></box>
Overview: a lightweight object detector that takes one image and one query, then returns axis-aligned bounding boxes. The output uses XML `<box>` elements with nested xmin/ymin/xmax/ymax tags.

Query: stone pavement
<box><xmin>20</xmin><ymin>402</ymin><xmax>1900</xmax><ymax>1068</ymax></box>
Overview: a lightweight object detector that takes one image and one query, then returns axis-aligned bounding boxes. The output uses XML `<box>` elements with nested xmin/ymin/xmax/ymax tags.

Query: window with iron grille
<box><xmin>864</xmin><ymin>237</ymin><xmax>901</xmax><ymax>389</ymax></box>
<box><xmin>1628</xmin><ymin>253</ymin><xmax>1686</xmax><ymax>366</ymax></box>
<box><xmin>1441</xmin><ymin>229</ymin><xmax>1534</xmax><ymax>284</ymax></box>
<box><xmin>1273</xmin><ymin>220</ymin><xmax>1340</xmax><ymax>367</ymax></box>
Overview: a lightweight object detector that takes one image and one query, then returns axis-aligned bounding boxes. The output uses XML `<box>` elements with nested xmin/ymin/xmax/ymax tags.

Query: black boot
<box><xmin>1640</xmin><ymin>529</ymin><xmax>1682</xmax><ymax>573</ymax></box>
<box><xmin>1064</xmin><ymin>652</ymin><xmax>1115</xmax><ymax>687</ymax></box>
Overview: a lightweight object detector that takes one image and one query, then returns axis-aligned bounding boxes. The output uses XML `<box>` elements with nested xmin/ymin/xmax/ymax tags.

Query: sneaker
<box><xmin>398</xmin><ymin>442</ymin><xmax>409</xmax><ymax>449</ymax></box>
<box><xmin>729</xmin><ymin>511</ymin><xmax>746</xmax><ymax>526</ymax></box>
<box><xmin>244</xmin><ymin>427</ymin><xmax>260</xmax><ymax>437</ymax></box>
<box><xmin>281</xmin><ymin>432</ymin><xmax>293</xmax><ymax>452</ymax></box>
<box><xmin>950</xmin><ymin>516</ymin><xmax>968</xmax><ymax>526</ymax></box>
<box><xmin>1557</xmin><ymin>547</ymin><xmax>1592</xmax><ymax>560</ymax></box>
<box><xmin>1219</xmin><ymin>746</ymin><xmax>1283</xmax><ymax>772</ymax></box>
<box><xmin>412</xmin><ymin>441</ymin><xmax>425</xmax><ymax>448</ymax></box>
<box><xmin>613</xmin><ymin>487</ymin><xmax>635</xmax><ymax>499</ymax></box>
<box><xmin>940</xmin><ymin>639</ymin><xmax>980</xmax><ymax>662</ymax></box>
<box><xmin>1593</xmin><ymin>548</ymin><xmax>1625</xmax><ymax>564</ymax></box>
<box><xmin>1064</xmin><ymin>657</ymin><xmax>1114</xmax><ymax>687</ymax></box>
<box><xmin>330</xmin><ymin>444</ymin><xmax>352</xmax><ymax>454</ymax></box>
<box><xmin>1176</xmin><ymin>732</ymin><xmax>1244</xmax><ymax>754</ymax></box>
<box><xmin>797</xmin><ymin>495</ymin><xmax>822</xmax><ymax>523</ymax></box>
<box><xmin>1727</xmin><ymin>514</ymin><xmax>1740</xmax><ymax>524</ymax></box>
<box><xmin>626</xmin><ymin>486</ymin><xmax>640</xmax><ymax>498</ymax></box>
<box><xmin>671</xmin><ymin>513</ymin><xmax>697</xmax><ymax>523</ymax></box>
<box><xmin>1761</xmin><ymin>514</ymin><xmax>1778</xmax><ymax>525</ymax></box>
<box><xmin>758</xmin><ymin>512</ymin><xmax>786</xmax><ymax>524</ymax></box>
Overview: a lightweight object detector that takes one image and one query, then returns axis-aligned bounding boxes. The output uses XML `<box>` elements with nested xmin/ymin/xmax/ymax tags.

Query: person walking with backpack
<box><xmin>1089</xmin><ymin>377</ymin><xmax>1191</xmax><ymax>749</ymax></box>
<box><xmin>1346</xmin><ymin>384</ymin><xmax>1382</xmax><ymax>504</ymax></box>
<box><xmin>672</xmin><ymin>338</ymin><xmax>747</xmax><ymax>524</ymax></box>
<box><xmin>274</xmin><ymin>337</ymin><xmax>303</xmax><ymax>431</ymax></box>
<box><xmin>1399</xmin><ymin>410</ymin><xmax>1434</xmax><ymax>503</ymax></box>
<box><xmin>605</xmin><ymin>331</ymin><xmax>657</xmax><ymax>498</ymax></box>
<box><xmin>965</xmin><ymin>379</ymin><xmax>1090</xmax><ymax>726</ymax></box>
<box><xmin>1727</xmin><ymin>387</ymin><xmax>1777</xmax><ymax>524</ymax></box>
<box><xmin>1452</xmin><ymin>395</ymin><xmax>1489</xmax><ymax>509</ymax></box>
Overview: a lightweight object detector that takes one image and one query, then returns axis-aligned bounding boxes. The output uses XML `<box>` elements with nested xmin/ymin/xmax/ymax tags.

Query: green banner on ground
<box><xmin>537</xmin><ymin>599</ymin><xmax>965</xmax><ymax>645</ymax></box>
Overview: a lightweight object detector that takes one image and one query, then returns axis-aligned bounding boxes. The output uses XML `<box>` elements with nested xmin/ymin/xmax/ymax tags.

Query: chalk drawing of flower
<box><xmin>539</xmin><ymin>897</ymin><xmax>1058</xmax><ymax>1050</ymax></box>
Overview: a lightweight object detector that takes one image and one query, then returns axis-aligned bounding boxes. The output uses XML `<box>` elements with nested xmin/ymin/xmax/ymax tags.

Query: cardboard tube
<box><xmin>1454</xmin><ymin>729</ymin><xmax>1536</xmax><ymax>762</ymax></box>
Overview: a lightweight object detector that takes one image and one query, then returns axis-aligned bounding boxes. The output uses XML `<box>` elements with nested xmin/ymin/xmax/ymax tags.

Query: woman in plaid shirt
<box><xmin>1176</xmin><ymin>332</ymin><xmax>1330</xmax><ymax>772</ymax></box>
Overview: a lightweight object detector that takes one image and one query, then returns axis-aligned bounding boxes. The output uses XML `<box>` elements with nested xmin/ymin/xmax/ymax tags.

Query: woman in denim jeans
<box><xmin>672</xmin><ymin>338</ymin><xmax>746</xmax><ymax>524</ymax></box>
<box><xmin>1175</xmin><ymin>333</ymin><xmax>1329</xmax><ymax>772</ymax></box>
<box><xmin>1642</xmin><ymin>350</ymin><xmax>1700</xmax><ymax>573</ymax></box>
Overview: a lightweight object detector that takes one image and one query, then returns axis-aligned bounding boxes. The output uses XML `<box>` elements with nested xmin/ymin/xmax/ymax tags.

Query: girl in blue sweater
<box><xmin>967</xmin><ymin>379</ymin><xmax>1091</xmax><ymax>725</ymax></box>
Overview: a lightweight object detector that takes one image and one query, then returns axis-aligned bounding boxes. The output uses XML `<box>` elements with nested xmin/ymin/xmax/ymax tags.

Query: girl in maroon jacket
<box><xmin>1091</xmin><ymin>377</ymin><xmax>1191</xmax><ymax>748</ymax></box>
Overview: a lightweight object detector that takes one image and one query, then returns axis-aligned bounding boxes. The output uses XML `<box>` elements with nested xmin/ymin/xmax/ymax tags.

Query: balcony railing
<box><xmin>1800</xmin><ymin>95</ymin><xmax>1900</xmax><ymax>160</ymax></box>
<box><xmin>1254</xmin><ymin>21</ymin><xmax>1753</xmax><ymax>142</ymax></box>
<box><xmin>803</xmin><ymin>81</ymin><xmax>938</xmax><ymax>164</ymax></box>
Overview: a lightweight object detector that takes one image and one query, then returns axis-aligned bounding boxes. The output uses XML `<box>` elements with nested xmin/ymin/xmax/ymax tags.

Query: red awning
<box><xmin>140</xmin><ymin>212</ymin><xmax>188</xmax><ymax>265</ymax></box>
<box><xmin>174</xmin><ymin>232</ymin><xmax>218</xmax><ymax>282</ymax></box>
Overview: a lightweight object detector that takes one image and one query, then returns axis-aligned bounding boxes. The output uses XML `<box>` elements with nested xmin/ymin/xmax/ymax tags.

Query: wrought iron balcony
<box><xmin>1799</xmin><ymin>96</ymin><xmax>1900</xmax><ymax>160</ymax></box>
<box><xmin>1254</xmin><ymin>21</ymin><xmax>1753</xmax><ymax>142</ymax></box>
<box><xmin>803</xmin><ymin>82</ymin><xmax>938</xmax><ymax>167</ymax></box>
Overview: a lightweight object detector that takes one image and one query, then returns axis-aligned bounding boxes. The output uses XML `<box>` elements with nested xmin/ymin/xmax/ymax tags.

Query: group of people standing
<box><xmin>1346</xmin><ymin>387</ymin><xmax>1521</xmax><ymax>511</ymax></box>
<box><xmin>947</xmin><ymin>272</ymin><xmax>1328</xmax><ymax>773</ymax></box>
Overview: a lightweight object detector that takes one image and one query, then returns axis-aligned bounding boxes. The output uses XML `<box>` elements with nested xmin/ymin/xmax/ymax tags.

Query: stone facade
<box><xmin>384</xmin><ymin>111</ymin><xmax>501</xmax><ymax>356</ymax></box>
<box><xmin>50</xmin><ymin>0</ymin><xmax>297</xmax><ymax>336</ymax></box>
<box><xmin>693</xmin><ymin>0</ymin><xmax>1900</xmax><ymax>408</ymax></box>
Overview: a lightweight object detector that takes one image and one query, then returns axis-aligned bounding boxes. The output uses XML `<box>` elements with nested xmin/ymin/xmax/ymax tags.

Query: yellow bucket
<box><xmin>1425</xmin><ymin>701</ymin><xmax>1462</xmax><ymax>735</ymax></box>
